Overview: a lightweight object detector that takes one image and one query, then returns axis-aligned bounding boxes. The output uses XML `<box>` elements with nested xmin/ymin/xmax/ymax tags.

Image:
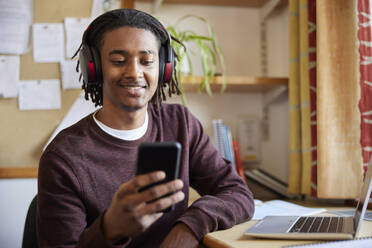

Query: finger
<box><xmin>140</xmin><ymin>212</ymin><xmax>163</xmax><ymax>230</ymax></box>
<box><xmin>129</xmin><ymin>212</ymin><xmax>164</xmax><ymax>237</ymax></box>
<box><xmin>116</xmin><ymin>171</ymin><xmax>166</xmax><ymax>198</ymax></box>
<box><xmin>142</xmin><ymin>179</ymin><xmax>184</xmax><ymax>203</ymax></box>
<box><xmin>119</xmin><ymin>179</ymin><xmax>183</xmax><ymax>210</ymax></box>
<box><xmin>139</xmin><ymin>191</ymin><xmax>185</xmax><ymax>215</ymax></box>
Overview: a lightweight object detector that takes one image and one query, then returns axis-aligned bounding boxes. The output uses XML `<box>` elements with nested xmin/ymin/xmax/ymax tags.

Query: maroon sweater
<box><xmin>37</xmin><ymin>103</ymin><xmax>254</xmax><ymax>248</ymax></box>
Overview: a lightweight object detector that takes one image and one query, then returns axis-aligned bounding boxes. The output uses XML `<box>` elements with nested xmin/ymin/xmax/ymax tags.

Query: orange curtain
<box><xmin>317</xmin><ymin>0</ymin><xmax>363</xmax><ymax>198</ymax></box>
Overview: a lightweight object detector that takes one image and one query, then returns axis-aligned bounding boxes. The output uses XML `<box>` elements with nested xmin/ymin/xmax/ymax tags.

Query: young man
<box><xmin>37</xmin><ymin>9</ymin><xmax>254</xmax><ymax>248</ymax></box>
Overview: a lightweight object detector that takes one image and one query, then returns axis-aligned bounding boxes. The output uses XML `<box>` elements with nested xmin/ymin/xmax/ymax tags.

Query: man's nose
<box><xmin>124</xmin><ymin>58</ymin><xmax>142</xmax><ymax>79</ymax></box>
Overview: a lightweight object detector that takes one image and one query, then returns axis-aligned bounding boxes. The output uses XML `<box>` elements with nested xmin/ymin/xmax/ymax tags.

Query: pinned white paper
<box><xmin>64</xmin><ymin>17</ymin><xmax>91</xmax><ymax>58</ymax></box>
<box><xmin>33</xmin><ymin>23</ymin><xmax>64</xmax><ymax>62</ymax></box>
<box><xmin>91</xmin><ymin>0</ymin><xmax>121</xmax><ymax>19</ymax></box>
<box><xmin>0</xmin><ymin>56</ymin><xmax>20</xmax><ymax>98</ymax></box>
<box><xmin>18</xmin><ymin>80</ymin><xmax>61</xmax><ymax>110</ymax></box>
<box><xmin>0</xmin><ymin>0</ymin><xmax>33</xmax><ymax>55</ymax></box>
<box><xmin>43</xmin><ymin>91</ymin><xmax>100</xmax><ymax>150</ymax></box>
<box><xmin>60</xmin><ymin>60</ymin><xmax>81</xmax><ymax>90</ymax></box>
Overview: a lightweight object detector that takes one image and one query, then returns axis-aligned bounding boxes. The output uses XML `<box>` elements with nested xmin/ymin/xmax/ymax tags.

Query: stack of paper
<box><xmin>283</xmin><ymin>236</ymin><xmax>372</xmax><ymax>247</ymax></box>
<box><xmin>252</xmin><ymin>200</ymin><xmax>327</xmax><ymax>220</ymax></box>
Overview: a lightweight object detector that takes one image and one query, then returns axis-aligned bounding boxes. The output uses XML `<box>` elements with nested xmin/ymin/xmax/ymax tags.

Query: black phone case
<box><xmin>136</xmin><ymin>142</ymin><xmax>181</xmax><ymax>212</ymax></box>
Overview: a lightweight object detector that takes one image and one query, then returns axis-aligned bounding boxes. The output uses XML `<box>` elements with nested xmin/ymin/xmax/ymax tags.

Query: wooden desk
<box><xmin>202</xmin><ymin>207</ymin><xmax>372</xmax><ymax>248</ymax></box>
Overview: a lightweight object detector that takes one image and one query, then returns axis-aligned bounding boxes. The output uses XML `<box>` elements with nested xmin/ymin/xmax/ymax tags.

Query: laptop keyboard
<box><xmin>289</xmin><ymin>216</ymin><xmax>344</xmax><ymax>233</ymax></box>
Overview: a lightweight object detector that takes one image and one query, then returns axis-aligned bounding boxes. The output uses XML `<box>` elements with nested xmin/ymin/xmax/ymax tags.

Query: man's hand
<box><xmin>160</xmin><ymin>223</ymin><xmax>199</xmax><ymax>248</ymax></box>
<box><xmin>103</xmin><ymin>171</ymin><xmax>184</xmax><ymax>242</ymax></box>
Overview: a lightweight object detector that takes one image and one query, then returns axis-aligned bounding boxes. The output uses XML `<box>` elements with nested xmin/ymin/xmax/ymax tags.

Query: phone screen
<box><xmin>136</xmin><ymin>142</ymin><xmax>182</xmax><ymax>212</ymax></box>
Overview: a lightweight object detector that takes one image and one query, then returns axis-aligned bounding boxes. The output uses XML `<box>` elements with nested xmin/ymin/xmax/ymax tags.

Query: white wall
<box><xmin>261</xmin><ymin>5</ymin><xmax>289</xmax><ymax>182</ymax></box>
<box><xmin>0</xmin><ymin>179</ymin><xmax>37</xmax><ymax>248</ymax></box>
<box><xmin>261</xmin><ymin>92</ymin><xmax>289</xmax><ymax>183</ymax></box>
<box><xmin>266</xmin><ymin>5</ymin><xmax>289</xmax><ymax>77</ymax></box>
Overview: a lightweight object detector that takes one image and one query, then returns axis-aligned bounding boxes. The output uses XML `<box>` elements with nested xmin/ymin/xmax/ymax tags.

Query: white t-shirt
<box><xmin>93</xmin><ymin>111</ymin><xmax>148</xmax><ymax>141</ymax></box>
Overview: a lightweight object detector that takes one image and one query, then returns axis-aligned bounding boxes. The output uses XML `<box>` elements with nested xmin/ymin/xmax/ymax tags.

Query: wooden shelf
<box><xmin>0</xmin><ymin>167</ymin><xmax>38</xmax><ymax>178</ymax></box>
<box><xmin>136</xmin><ymin>0</ymin><xmax>288</xmax><ymax>8</ymax></box>
<box><xmin>180</xmin><ymin>75</ymin><xmax>288</xmax><ymax>93</ymax></box>
<box><xmin>136</xmin><ymin>0</ymin><xmax>275</xmax><ymax>8</ymax></box>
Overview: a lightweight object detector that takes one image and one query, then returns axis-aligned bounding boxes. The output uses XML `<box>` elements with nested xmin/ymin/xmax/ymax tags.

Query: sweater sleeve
<box><xmin>176</xmin><ymin>109</ymin><xmax>255</xmax><ymax>241</ymax></box>
<box><xmin>37</xmin><ymin>150</ymin><xmax>131</xmax><ymax>248</ymax></box>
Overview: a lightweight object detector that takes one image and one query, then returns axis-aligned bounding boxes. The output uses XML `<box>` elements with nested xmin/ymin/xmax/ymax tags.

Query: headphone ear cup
<box><xmin>158</xmin><ymin>45</ymin><xmax>166</xmax><ymax>85</ymax></box>
<box><xmin>78</xmin><ymin>45</ymin><xmax>102</xmax><ymax>85</ymax></box>
<box><xmin>165</xmin><ymin>45</ymin><xmax>174</xmax><ymax>84</ymax></box>
<box><xmin>79</xmin><ymin>45</ymin><xmax>92</xmax><ymax>84</ymax></box>
<box><xmin>90</xmin><ymin>47</ymin><xmax>102</xmax><ymax>84</ymax></box>
<box><xmin>158</xmin><ymin>41</ymin><xmax>174</xmax><ymax>86</ymax></box>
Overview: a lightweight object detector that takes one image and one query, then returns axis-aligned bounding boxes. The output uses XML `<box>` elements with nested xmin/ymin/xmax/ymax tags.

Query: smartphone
<box><xmin>136</xmin><ymin>142</ymin><xmax>182</xmax><ymax>212</ymax></box>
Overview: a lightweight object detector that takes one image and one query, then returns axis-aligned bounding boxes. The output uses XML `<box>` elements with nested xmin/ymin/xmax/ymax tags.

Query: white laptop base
<box><xmin>245</xmin><ymin>215</ymin><xmax>354</xmax><ymax>240</ymax></box>
<box><xmin>245</xmin><ymin>160</ymin><xmax>372</xmax><ymax>240</ymax></box>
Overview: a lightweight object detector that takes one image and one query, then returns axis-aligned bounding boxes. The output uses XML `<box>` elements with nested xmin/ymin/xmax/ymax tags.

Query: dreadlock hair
<box><xmin>72</xmin><ymin>8</ymin><xmax>182</xmax><ymax>108</ymax></box>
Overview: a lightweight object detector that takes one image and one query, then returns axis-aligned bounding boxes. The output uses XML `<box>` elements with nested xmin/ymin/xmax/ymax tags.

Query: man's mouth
<box><xmin>117</xmin><ymin>82</ymin><xmax>147</xmax><ymax>96</ymax></box>
<box><xmin>122</xmin><ymin>85</ymin><xmax>146</xmax><ymax>90</ymax></box>
<box><xmin>118</xmin><ymin>82</ymin><xmax>147</xmax><ymax>89</ymax></box>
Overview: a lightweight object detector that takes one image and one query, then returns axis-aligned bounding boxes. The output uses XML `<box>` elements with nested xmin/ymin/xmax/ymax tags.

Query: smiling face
<box><xmin>99</xmin><ymin>26</ymin><xmax>160</xmax><ymax>113</ymax></box>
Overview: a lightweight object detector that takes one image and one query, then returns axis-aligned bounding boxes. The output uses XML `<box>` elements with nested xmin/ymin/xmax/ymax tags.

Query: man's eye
<box><xmin>142</xmin><ymin>60</ymin><xmax>154</xmax><ymax>65</ymax></box>
<box><xmin>111</xmin><ymin>60</ymin><xmax>125</xmax><ymax>65</ymax></box>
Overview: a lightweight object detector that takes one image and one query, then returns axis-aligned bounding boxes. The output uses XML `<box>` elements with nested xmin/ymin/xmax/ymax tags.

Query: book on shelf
<box><xmin>213</xmin><ymin>120</ymin><xmax>235</xmax><ymax>166</ymax></box>
<box><xmin>232</xmin><ymin>140</ymin><xmax>247</xmax><ymax>182</ymax></box>
<box><xmin>245</xmin><ymin>168</ymin><xmax>297</xmax><ymax>199</ymax></box>
<box><xmin>222</xmin><ymin>124</ymin><xmax>236</xmax><ymax>168</ymax></box>
<box><xmin>213</xmin><ymin>119</ymin><xmax>226</xmax><ymax>159</ymax></box>
<box><xmin>213</xmin><ymin>119</ymin><xmax>238</xmax><ymax>174</ymax></box>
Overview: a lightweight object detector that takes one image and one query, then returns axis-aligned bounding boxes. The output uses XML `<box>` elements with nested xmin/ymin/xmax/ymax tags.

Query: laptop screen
<box><xmin>353</xmin><ymin>161</ymin><xmax>372</xmax><ymax>233</ymax></box>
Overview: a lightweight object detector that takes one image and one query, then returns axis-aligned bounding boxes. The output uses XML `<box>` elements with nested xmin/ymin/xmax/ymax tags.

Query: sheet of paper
<box><xmin>43</xmin><ymin>91</ymin><xmax>100</xmax><ymax>150</ymax></box>
<box><xmin>0</xmin><ymin>0</ymin><xmax>33</xmax><ymax>54</ymax></box>
<box><xmin>0</xmin><ymin>55</ymin><xmax>20</xmax><ymax>98</ymax></box>
<box><xmin>18</xmin><ymin>80</ymin><xmax>61</xmax><ymax>110</ymax></box>
<box><xmin>33</xmin><ymin>23</ymin><xmax>64</xmax><ymax>62</ymax></box>
<box><xmin>91</xmin><ymin>0</ymin><xmax>121</xmax><ymax>19</ymax></box>
<box><xmin>64</xmin><ymin>17</ymin><xmax>91</xmax><ymax>58</ymax></box>
<box><xmin>60</xmin><ymin>60</ymin><xmax>81</xmax><ymax>90</ymax></box>
<box><xmin>282</xmin><ymin>237</ymin><xmax>372</xmax><ymax>248</ymax></box>
<box><xmin>252</xmin><ymin>200</ymin><xmax>327</xmax><ymax>220</ymax></box>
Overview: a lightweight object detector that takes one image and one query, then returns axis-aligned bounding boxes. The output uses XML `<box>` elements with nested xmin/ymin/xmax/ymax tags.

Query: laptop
<box><xmin>244</xmin><ymin>160</ymin><xmax>372</xmax><ymax>240</ymax></box>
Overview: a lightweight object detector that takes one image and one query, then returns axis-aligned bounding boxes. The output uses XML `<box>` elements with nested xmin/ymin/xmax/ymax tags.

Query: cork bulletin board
<box><xmin>0</xmin><ymin>0</ymin><xmax>92</xmax><ymax>170</ymax></box>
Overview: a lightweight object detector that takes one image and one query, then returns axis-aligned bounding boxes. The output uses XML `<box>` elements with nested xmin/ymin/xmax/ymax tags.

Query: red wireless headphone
<box><xmin>78</xmin><ymin>28</ymin><xmax>174</xmax><ymax>86</ymax></box>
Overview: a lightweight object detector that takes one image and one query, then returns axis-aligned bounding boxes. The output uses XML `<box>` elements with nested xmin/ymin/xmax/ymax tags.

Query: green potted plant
<box><xmin>165</xmin><ymin>15</ymin><xmax>227</xmax><ymax>103</ymax></box>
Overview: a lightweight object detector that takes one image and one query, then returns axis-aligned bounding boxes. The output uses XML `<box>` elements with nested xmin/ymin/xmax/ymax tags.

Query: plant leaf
<box><xmin>198</xmin><ymin>40</ymin><xmax>213</xmax><ymax>96</ymax></box>
<box><xmin>166</xmin><ymin>14</ymin><xmax>227</xmax><ymax>98</ymax></box>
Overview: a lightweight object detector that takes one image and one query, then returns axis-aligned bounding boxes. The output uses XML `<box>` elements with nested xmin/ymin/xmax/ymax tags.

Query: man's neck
<box><xmin>95</xmin><ymin>104</ymin><xmax>148</xmax><ymax>130</ymax></box>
